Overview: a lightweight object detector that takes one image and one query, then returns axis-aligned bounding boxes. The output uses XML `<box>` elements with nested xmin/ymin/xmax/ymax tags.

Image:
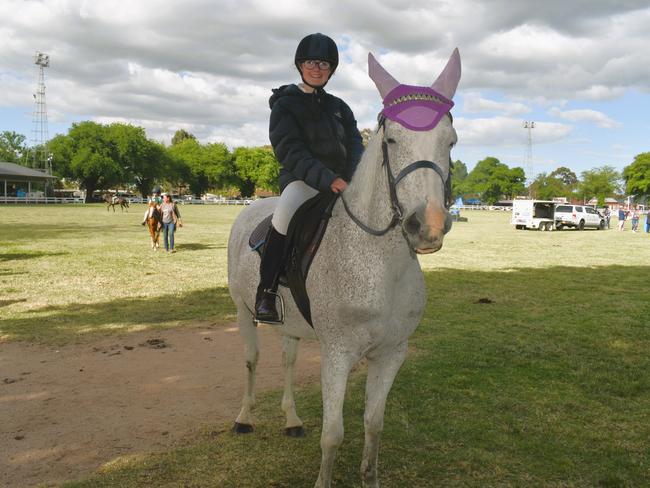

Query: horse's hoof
<box><xmin>233</xmin><ymin>422</ymin><xmax>254</xmax><ymax>434</ymax></box>
<box><xmin>285</xmin><ymin>426</ymin><xmax>305</xmax><ymax>438</ymax></box>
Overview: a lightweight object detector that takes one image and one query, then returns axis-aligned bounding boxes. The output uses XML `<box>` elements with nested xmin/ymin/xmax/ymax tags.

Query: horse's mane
<box><xmin>347</xmin><ymin>125</ymin><xmax>384</xmax><ymax>216</ymax></box>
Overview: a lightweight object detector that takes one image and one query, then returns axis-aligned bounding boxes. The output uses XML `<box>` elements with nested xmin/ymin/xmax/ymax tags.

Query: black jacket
<box><xmin>269</xmin><ymin>84</ymin><xmax>364</xmax><ymax>193</ymax></box>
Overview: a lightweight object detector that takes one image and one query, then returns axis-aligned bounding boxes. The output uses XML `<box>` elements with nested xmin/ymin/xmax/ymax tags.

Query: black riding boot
<box><xmin>254</xmin><ymin>226</ymin><xmax>286</xmax><ymax>324</ymax></box>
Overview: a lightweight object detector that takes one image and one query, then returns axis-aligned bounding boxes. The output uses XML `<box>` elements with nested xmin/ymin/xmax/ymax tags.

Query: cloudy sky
<box><xmin>1</xmin><ymin>0</ymin><xmax>649</xmax><ymax>178</ymax></box>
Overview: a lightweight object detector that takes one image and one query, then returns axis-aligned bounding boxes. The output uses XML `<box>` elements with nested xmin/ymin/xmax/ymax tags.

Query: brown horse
<box><xmin>145</xmin><ymin>202</ymin><xmax>162</xmax><ymax>251</ymax></box>
<box><xmin>105</xmin><ymin>194</ymin><xmax>130</xmax><ymax>212</ymax></box>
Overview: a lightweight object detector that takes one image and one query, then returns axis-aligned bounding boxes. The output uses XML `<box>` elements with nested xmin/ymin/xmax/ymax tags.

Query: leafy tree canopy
<box><xmin>579</xmin><ymin>165</ymin><xmax>621</xmax><ymax>206</ymax></box>
<box><xmin>49</xmin><ymin>121</ymin><xmax>123</xmax><ymax>202</ymax></box>
<box><xmin>171</xmin><ymin>129</ymin><xmax>197</xmax><ymax>146</ymax></box>
<box><xmin>167</xmin><ymin>139</ymin><xmax>234</xmax><ymax>196</ymax></box>
<box><xmin>463</xmin><ymin>157</ymin><xmax>526</xmax><ymax>204</ymax></box>
<box><xmin>0</xmin><ymin>131</ymin><xmax>28</xmax><ymax>164</ymax></box>
<box><xmin>623</xmin><ymin>152</ymin><xmax>650</xmax><ymax>198</ymax></box>
<box><xmin>233</xmin><ymin>146</ymin><xmax>280</xmax><ymax>196</ymax></box>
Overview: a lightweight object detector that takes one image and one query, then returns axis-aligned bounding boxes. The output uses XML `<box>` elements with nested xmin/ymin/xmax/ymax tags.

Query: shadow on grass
<box><xmin>0</xmin><ymin>270</ymin><xmax>28</xmax><ymax>276</ymax></box>
<box><xmin>174</xmin><ymin>242</ymin><xmax>217</xmax><ymax>251</ymax></box>
<box><xmin>0</xmin><ymin>286</ymin><xmax>236</xmax><ymax>343</ymax></box>
<box><xmin>63</xmin><ymin>265</ymin><xmax>650</xmax><ymax>488</ymax></box>
<box><xmin>0</xmin><ymin>251</ymin><xmax>68</xmax><ymax>262</ymax></box>
<box><xmin>0</xmin><ymin>298</ymin><xmax>27</xmax><ymax>307</ymax></box>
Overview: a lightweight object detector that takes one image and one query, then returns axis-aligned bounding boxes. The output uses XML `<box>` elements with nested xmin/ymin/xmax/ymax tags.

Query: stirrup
<box><xmin>254</xmin><ymin>290</ymin><xmax>285</xmax><ymax>325</ymax></box>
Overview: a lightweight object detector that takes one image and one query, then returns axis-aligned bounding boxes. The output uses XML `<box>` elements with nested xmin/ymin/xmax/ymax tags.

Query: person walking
<box><xmin>617</xmin><ymin>207</ymin><xmax>626</xmax><ymax>231</ymax></box>
<box><xmin>645</xmin><ymin>208</ymin><xmax>650</xmax><ymax>233</ymax></box>
<box><xmin>603</xmin><ymin>206</ymin><xmax>611</xmax><ymax>229</ymax></box>
<box><xmin>160</xmin><ymin>193</ymin><xmax>182</xmax><ymax>252</ymax></box>
<box><xmin>254</xmin><ymin>32</ymin><xmax>364</xmax><ymax>324</ymax></box>
<box><xmin>630</xmin><ymin>206</ymin><xmax>640</xmax><ymax>233</ymax></box>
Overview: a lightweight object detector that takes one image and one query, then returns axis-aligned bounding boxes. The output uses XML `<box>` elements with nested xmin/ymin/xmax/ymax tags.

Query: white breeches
<box><xmin>271</xmin><ymin>180</ymin><xmax>319</xmax><ymax>235</ymax></box>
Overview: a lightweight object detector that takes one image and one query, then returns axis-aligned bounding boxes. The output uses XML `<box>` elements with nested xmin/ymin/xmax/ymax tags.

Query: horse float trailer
<box><xmin>511</xmin><ymin>199</ymin><xmax>556</xmax><ymax>231</ymax></box>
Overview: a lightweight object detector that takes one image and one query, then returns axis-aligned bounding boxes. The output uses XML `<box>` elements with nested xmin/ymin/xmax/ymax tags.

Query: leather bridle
<box><xmin>341</xmin><ymin>118</ymin><xmax>453</xmax><ymax>237</ymax></box>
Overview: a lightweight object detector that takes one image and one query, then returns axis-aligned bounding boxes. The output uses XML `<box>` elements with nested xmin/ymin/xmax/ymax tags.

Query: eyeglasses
<box><xmin>302</xmin><ymin>60</ymin><xmax>331</xmax><ymax>70</ymax></box>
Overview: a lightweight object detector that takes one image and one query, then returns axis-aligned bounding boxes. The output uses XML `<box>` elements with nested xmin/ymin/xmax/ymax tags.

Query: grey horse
<box><xmin>227</xmin><ymin>49</ymin><xmax>461</xmax><ymax>488</ymax></box>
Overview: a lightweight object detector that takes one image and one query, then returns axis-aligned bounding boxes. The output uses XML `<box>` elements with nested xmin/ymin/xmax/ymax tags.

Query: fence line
<box><xmin>0</xmin><ymin>196</ymin><xmax>254</xmax><ymax>205</ymax></box>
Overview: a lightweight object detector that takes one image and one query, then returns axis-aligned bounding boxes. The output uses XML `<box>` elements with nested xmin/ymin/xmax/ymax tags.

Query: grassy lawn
<box><xmin>0</xmin><ymin>203</ymin><xmax>240</xmax><ymax>343</ymax></box>
<box><xmin>2</xmin><ymin>205</ymin><xmax>650</xmax><ymax>486</ymax></box>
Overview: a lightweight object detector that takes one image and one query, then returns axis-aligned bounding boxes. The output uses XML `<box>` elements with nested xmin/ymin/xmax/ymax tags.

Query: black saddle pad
<box><xmin>248</xmin><ymin>192</ymin><xmax>339</xmax><ymax>326</ymax></box>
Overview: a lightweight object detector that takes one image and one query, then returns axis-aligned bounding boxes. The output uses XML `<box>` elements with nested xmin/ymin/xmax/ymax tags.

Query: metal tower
<box><xmin>523</xmin><ymin>121</ymin><xmax>535</xmax><ymax>188</ymax></box>
<box><xmin>31</xmin><ymin>52</ymin><xmax>51</xmax><ymax>174</ymax></box>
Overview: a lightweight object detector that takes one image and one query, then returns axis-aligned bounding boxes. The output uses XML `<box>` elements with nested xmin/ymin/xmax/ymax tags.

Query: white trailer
<box><xmin>511</xmin><ymin>199</ymin><xmax>555</xmax><ymax>231</ymax></box>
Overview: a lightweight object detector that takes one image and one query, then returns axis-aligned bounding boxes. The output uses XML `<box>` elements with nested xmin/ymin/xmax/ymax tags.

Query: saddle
<box><xmin>249</xmin><ymin>192</ymin><xmax>339</xmax><ymax>327</ymax></box>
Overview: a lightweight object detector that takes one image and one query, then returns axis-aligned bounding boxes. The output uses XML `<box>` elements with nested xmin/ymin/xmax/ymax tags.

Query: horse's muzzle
<box><xmin>402</xmin><ymin>204</ymin><xmax>452</xmax><ymax>254</ymax></box>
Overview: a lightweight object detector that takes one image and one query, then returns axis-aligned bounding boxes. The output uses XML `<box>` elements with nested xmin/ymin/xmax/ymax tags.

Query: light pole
<box><xmin>523</xmin><ymin>121</ymin><xmax>535</xmax><ymax>194</ymax></box>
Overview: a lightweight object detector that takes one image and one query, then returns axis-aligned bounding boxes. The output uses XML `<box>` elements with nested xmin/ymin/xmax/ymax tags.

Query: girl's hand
<box><xmin>330</xmin><ymin>177</ymin><xmax>348</xmax><ymax>194</ymax></box>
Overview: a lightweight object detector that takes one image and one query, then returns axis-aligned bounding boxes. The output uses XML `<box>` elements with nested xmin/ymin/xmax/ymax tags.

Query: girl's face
<box><xmin>163</xmin><ymin>195</ymin><xmax>170</xmax><ymax>203</ymax></box>
<box><xmin>300</xmin><ymin>61</ymin><xmax>331</xmax><ymax>87</ymax></box>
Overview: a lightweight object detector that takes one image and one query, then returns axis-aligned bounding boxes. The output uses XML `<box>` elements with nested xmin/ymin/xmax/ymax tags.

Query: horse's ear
<box><xmin>368</xmin><ymin>53</ymin><xmax>400</xmax><ymax>99</ymax></box>
<box><xmin>431</xmin><ymin>48</ymin><xmax>461</xmax><ymax>100</ymax></box>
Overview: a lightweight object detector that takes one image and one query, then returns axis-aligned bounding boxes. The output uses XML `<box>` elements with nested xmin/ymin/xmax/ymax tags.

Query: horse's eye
<box><xmin>386</xmin><ymin>138</ymin><xmax>396</xmax><ymax>144</ymax></box>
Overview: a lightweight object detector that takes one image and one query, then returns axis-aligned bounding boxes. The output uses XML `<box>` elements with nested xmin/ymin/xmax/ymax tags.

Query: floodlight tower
<box><xmin>31</xmin><ymin>52</ymin><xmax>51</xmax><ymax>174</ymax></box>
<box><xmin>523</xmin><ymin>121</ymin><xmax>535</xmax><ymax>190</ymax></box>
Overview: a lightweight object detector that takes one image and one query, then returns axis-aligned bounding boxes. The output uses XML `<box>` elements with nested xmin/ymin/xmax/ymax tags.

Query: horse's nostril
<box><xmin>404</xmin><ymin>212</ymin><xmax>421</xmax><ymax>235</ymax></box>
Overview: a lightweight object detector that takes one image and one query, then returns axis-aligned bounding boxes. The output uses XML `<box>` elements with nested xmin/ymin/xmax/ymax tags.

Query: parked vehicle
<box><xmin>511</xmin><ymin>199</ymin><xmax>555</xmax><ymax>231</ymax></box>
<box><xmin>554</xmin><ymin>204</ymin><xmax>605</xmax><ymax>230</ymax></box>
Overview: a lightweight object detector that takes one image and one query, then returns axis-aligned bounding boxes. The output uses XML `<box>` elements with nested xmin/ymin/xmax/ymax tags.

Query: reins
<box><xmin>341</xmin><ymin>118</ymin><xmax>452</xmax><ymax>237</ymax></box>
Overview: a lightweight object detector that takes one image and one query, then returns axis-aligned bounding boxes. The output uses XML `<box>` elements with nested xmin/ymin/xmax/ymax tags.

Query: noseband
<box><xmin>341</xmin><ymin>118</ymin><xmax>453</xmax><ymax>237</ymax></box>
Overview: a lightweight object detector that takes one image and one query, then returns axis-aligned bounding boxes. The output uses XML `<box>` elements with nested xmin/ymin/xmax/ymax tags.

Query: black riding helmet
<box><xmin>295</xmin><ymin>33</ymin><xmax>339</xmax><ymax>88</ymax></box>
<box><xmin>152</xmin><ymin>186</ymin><xmax>162</xmax><ymax>195</ymax></box>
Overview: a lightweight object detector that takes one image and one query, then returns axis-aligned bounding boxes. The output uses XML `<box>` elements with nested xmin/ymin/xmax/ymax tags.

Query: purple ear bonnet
<box><xmin>368</xmin><ymin>49</ymin><xmax>461</xmax><ymax>132</ymax></box>
<box><xmin>381</xmin><ymin>85</ymin><xmax>453</xmax><ymax>131</ymax></box>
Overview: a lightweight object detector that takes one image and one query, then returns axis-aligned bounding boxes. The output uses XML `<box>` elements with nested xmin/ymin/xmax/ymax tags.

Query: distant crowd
<box><xmin>607</xmin><ymin>206</ymin><xmax>650</xmax><ymax>233</ymax></box>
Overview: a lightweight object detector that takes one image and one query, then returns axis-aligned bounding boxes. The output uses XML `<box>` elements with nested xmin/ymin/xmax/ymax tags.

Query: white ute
<box><xmin>554</xmin><ymin>204</ymin><xmax>605</xmax><ymax>230</ymax></box>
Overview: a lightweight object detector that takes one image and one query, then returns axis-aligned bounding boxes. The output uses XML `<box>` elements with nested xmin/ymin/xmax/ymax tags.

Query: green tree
<box><xmin>233</xmin><ymin>146</ymin><xmax>280</xmax><ymax>197</ymax></box>
<box><xmin>171</xmin><ymin>129</ymin><xmax>197</xmax><ymax>146</ymax></box>
<box><xmin>49</xmin><ymin>121</ymin><xmax>123</xmax><ymax>202</ymax></box>
<box><xmin>549</xmin><ymin>166</ymin><xmax>578</xmax><ymax>189</ymax></box>
<box><xmin>623</xmin><ymin>152</ymin><xmax>650</xmax><ymax>198</ymax></box>
<box><xmin>464</xmin><ymin>157</ymin><xmax>526</xmax><ymax>204</ymax></box>
<box><xmin>529</xmin><ymin>172</ymin><xmax>568</xmax><ymax>200</ymax></box>
<box><xmin>109</xmin><ymin>123</ymin><xmax>166</xmax><ymax>197</ymax></box>
<box><xmin>0</xmin><ymin>131</ymin><xmax>28</xmax><ymax>163</ymax></box>
<box><xmin>451</xmin><ymin>159</ymin><xmax>468</xmax><ymax>198</ymax></box>
<box><xmin>167</xmin><ymin>139</ymin><xmax>233</xmax><ymax>196</ymax></box>
<box><xmin>360</xmin><ymin>128</ymin><xmax>374</xmax><ymax>147</ymax></box>
<box><xmin>578</xmin><ymin>165</ymin><xmax>621</xmax><ymax>205</ymax></box>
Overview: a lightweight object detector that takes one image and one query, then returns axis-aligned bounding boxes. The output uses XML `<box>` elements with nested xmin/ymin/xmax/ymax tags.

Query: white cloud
<box><xmin>462</xmin><ymin>92</ymin><xmax>530</xmax><ymax>116</ymax></box>
<box><xmin>0</xmin><ymin>0</ymin><xmax>648</xmax><ymax>156</ymax></box>
<box><xmin>455</xmin><ymin>116</ymin><xmax>573</xmax><ymax>146</ymax></box>
<box><xmin>549</xmin><ymin>107</ymin><xmax>622</xmax><ymax>128</ymax></box>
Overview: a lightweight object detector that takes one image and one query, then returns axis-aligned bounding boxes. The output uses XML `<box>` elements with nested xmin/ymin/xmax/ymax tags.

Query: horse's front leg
<box><xmin>315</xmin><ymin>349</ymin><xmax>356</xmax><ymax>488</ymax></box>
<box><xmin>360</xmin><ymin>342</ymin><xmax>408</xmax><ymax>488</ymax></box>
<box><xmin>234</xmin><ymin>306</ymin><xmax>259</xmax><ymax>433</ymax></box>
<box><xmin>282</xmin><ymin>335</ymin><xmax>305</xmax><ymax>437</ymax></box>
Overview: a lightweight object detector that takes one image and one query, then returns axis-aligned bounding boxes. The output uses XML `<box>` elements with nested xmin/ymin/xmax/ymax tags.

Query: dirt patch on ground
<box><xmin>0</xmin><ymin>324</ymin><xmax>321</xmax><ymax>488</ymax></box>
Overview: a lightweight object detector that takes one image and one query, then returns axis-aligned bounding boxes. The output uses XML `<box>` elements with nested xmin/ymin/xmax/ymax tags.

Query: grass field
<box><xmin>2</xmin><ymin>204</ymin><xmax>650</xmax><ymax>487</ymax></box>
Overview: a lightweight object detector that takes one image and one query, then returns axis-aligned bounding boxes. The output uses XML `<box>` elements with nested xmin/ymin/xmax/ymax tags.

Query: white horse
<box><xmin>227</xmin><ymin>49</ymin><xmax>461</xmax><ymax>488</ymax></box>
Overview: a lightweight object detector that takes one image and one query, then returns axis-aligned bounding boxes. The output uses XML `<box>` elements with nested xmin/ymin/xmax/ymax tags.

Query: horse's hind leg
<box><xmin>234</xmin><ymin>305</ymin><xmax>259</xmax><ymax>433</ymax></box>
<box><xmin>282</xmin><ymin>335</ymin><xmax>305</xmax><ymax>437</ymax></box>
<box><xmin>360</xmin><ymin>342</ymin><xmax>408</xmax><ymax>488</ymax></box>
